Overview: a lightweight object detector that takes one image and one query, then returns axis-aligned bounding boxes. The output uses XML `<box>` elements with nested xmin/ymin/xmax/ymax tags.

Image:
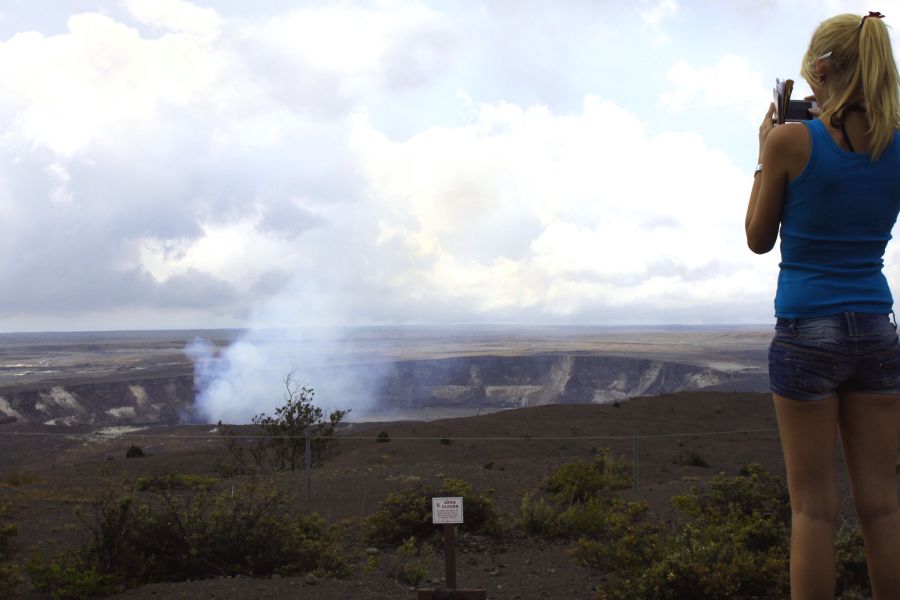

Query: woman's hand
<box><xmin>758</xmin><ymin>102</ymin><xmax>776</xmax><ymax>155</ymax></box>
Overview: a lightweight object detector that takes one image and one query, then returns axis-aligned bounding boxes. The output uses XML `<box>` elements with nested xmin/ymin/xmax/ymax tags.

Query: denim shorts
<box><xmin>769</xmin><ymin>312</ymin><xmax>900</xmax><ymax>401</ymax></box>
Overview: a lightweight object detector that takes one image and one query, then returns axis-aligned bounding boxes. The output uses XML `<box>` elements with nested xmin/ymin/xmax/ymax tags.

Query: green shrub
<box><xmin>125</xmin><ymin>445</ymin><xmax>145</xmax><ymax>458</ymax></box>
<box><xmin>568</xmin><ymin>501</ymin><xmax>663</xmax><ymax>577</ymax></box>
<box><xmin>0</xmin><ymin>471</ymin><xmax>41</xmax><ymax>487</ymax></box>
<box><xmin>522</xmin><ymin>491</ymin><xmax>661</xmax><ymax>549</ymax></box>
<box><xmin>568</xmin><ymin>465</ymin><xmax>787</xmax><ymax>599</ymax></box>
<box><xmin>516</xmin><ymin>450</ymin><xmax>661</xmax><ymax>597</ymax></box>
<box><xmin>27</xmin><ymin>480</ymin><xmax>349</xmax><ymax>597</ymax></box>
<box><xmin>212</xmin><ymin>461</ymin><xmax>242</xmax><ymax>478</ymax></box>
<box><xmin>684</xmin><ymin>452</ymin><xmax>709</xmax><ymax>468</ymax></box>
<box><xmin>576</xmin><ymin>465</ymin><xmax>786</xmax><ymax>599</ymax></box>
<box><xmin>366</xmin><ymin>477</ymin><xmax>502</xmax><ymax>547</ymax></box>
<box><xmin>519</xmin><ymin>448</ymin><xmax>639</xmax><ymax>540</ymax></box>
<box><xmin>25</xmin><ymin>557</ymin><xmax>118</xmax><ymax>600</ymax></box>
<box><xmin>573</xmin><ymin>464</ymin><xmax>870</xmax><ymax>600</ymax></box>
<box><xmin>518</xmin><ymin>493</ymin><xmax>560</xmax><ymax>536</ymax></box>
<box><xmin>835</xmin><ymin>523</ymin><xmax>869</xmax><ymax>598</ymax></box>
<box><xmin>392</xmin><ymin>536</ymin><xmax>433</xmax><ymax>585</ymax></box>
<box><xmin>634</xmin><ymin>517</ymin><xmax>787</xmax><ymax>599</ymax></box>
<box><xmin>520</xmin><ymin>454</ymin><xmax>662</xmax><ymax>578</ymax></box>
<box><xmin>362</xmin><ymin>553</ymin><xmax>378</xmax><ymax>576</ymax></box>
<box><xmin>376</xmin><ymin>431</ymin><xmax>390</xmax><ymax>443</ymax></box>
<box><xmin>0</xmin><ymin>504</ymin><xmax>19</xmax><ymax>597</ymax></box>
<box><xmin>541</xmin><ymin>448</ymin><xmax>631</xmax><ymax>504</ymax></box>
<box><xmin>676</xmin><ymin>463</ymin><xmax>790</xmax><ymax>525</ymax></box>
<box><xmin>135</xmin><ymin>472</ymin><xmax>218</xmax><ymax>492</ymax></box>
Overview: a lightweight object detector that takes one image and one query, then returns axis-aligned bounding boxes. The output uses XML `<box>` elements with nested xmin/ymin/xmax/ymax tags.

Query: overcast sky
<box><xmin>1</xmin><ymin>0</ymin><xmax>898</xmax><ymax>332</ymax></box>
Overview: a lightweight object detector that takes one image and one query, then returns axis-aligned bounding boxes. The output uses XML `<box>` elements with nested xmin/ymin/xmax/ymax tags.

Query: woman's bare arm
<box><xmin>745</xmin><ymin>106</ymin><xmax>807</xmax><ymax>254</ymax></box>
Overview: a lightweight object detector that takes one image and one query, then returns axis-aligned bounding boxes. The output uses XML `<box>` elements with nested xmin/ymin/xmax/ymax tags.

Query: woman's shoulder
<box><xmin>769</xmin><ymin>121</ymin><xmax>813</xmax><ymax>146</ymax></box>
<box><xmin>766</xmin><ymin>122</ymin><xmax>812</xmax><ymax>174</ymax></box>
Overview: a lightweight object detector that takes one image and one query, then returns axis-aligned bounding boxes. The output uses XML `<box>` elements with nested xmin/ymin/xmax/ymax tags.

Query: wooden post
<box><xmin>421</xmin><ymin>497</ymin><xmax>485</xmax><ymax>599</ymax></box>
<box><xmin>305</xmin><ymin>424</ymin><xmax>311</xmax><ymax>501</ymax></box>
<box><xmin>444</xmin><ymin>524</ymin><xmax>457</xmax><ymax>589</ymax></box>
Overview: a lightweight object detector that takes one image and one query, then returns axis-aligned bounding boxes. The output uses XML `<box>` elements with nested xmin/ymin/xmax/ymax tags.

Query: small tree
<box><xmin>221</xmin><ymin>371</ymin><xmax>349</xmax><ymax>472</ymax></box>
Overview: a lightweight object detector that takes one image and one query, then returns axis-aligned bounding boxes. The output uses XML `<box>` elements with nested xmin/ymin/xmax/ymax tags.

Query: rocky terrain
<box><xmin>1</xmin><ymin>391</ymin><xmax>797</xmax><ymax>600</ymax></box>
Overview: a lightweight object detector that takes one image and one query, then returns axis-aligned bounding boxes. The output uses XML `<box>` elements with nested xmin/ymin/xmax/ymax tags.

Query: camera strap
<box><xmin>836</xmin><ymin>104</ymin><xmax>866</xmax><ymax>153</ymax></box>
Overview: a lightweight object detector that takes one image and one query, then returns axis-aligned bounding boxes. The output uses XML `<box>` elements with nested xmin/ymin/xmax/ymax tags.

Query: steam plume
<box><xmin>187</xmin><ymin>325</ymin><xmax>387</xmax><ymax>425</ymax></box>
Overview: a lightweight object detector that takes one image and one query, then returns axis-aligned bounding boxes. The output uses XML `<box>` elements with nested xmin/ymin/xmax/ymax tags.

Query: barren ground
<box><xmin>0</xmin><ymin>390</ymin><xmax>872</xmax><ymax>600</ymax></box>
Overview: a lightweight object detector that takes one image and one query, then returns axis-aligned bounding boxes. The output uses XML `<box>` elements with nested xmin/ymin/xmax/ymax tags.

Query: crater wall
<box><xmin>376</xmin><ymin>353</ymin><xmax>764</xmax><ymax>412</ymax></box>
<box><xmin>0</xmin><ymin>354</ymin><xmax>767</xmax><ymax>426</ymax></box>
<box><xmin>0</xmin><ymin>376</ymin><xmax>194</xmax><ymax>426</ymax></box>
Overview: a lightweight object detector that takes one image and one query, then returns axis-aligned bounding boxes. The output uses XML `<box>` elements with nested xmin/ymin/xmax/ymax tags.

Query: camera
<box><xmin>783</xmin><ymin>99</ymin><xmax>817</xmax><ymax>122</ymax></box>
<box><xmin>774</xmin><ymin>78</ymin><xmax>817</xmax><ymax>123</ymax></box>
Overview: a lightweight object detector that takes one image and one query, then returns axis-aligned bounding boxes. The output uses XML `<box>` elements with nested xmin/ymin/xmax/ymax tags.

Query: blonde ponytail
<box><xmin>800</xmin><ymin>13</ymin><xmax>900</xmax><ymax>160</ymax></box>
<box><xmin>858</xmin><ymin>16</ymin><xmax>900</xmax><ymax>159</ymax></box>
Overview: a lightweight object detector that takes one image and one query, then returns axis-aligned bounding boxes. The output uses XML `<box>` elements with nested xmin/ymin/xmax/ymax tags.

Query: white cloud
<box><xmin>0</xmin><ymin>12</ymin><xmax>224</xmax><ymax>156</ymax></box>
<box><xmin>642</xmin><ymin>0</ymin><xmax>678</xmax><ymax>44</ymax></box>
<box><xmin>0</xmin><ymin>1</ymin><xmax>467</xmax><ymax>329</ymax></box>
<box><xmin>351</xmin><ymin>95</ymin><xmax>774</xmax><ymax>322</ymax></box>
<box><xmin>236</xmin><ymin>1</ymin><xmax>454</xmax><ymax>105</ymax></box>
<box><xmin>0</xmin><ymin>1</ymin><xmax>802</xmax><ymax>331</ymax></box>
<box><xmin>139</xmin><ymin>219</ymin><xmax>290</xmax><ymax>287</ymax></box>
<box><xmin>44</xmin><ymin>162</ymin><xmax>73</xmax><ymax>205</ymax></box>
<box><xmin>659</xmin><ymin>54</ymin><xmax>769</xmax><ymax>122</ymax></box>
<box><xmin>122</xmin><ymin>0</ymin><xmax>223</xmax><ymax>43</ymax></box>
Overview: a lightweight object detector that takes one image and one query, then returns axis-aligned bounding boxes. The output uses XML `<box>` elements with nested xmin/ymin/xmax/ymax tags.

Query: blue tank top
<box><xmin>774</xmin><ymin>118</ymin><xmax>900</xmax><ymax>318</ymax></box>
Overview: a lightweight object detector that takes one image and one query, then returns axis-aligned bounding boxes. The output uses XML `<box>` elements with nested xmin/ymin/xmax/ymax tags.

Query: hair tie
<box><xmin>860</xmin><ymin>11</ymin><xmax>885</xmax><ymax>28</ymax></box>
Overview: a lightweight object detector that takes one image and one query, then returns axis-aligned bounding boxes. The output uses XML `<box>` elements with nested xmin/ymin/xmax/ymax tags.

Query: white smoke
<box><xmin>187</xmin><ymin>328</ymin><xmax>389</xmax><ymax>424</ymax></box>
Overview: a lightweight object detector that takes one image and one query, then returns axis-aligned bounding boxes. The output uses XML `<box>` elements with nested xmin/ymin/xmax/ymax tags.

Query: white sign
<box><xmin>432</xmin><ymin>496</ymin><xmax>464</xmax><ymax>524</ymax></box>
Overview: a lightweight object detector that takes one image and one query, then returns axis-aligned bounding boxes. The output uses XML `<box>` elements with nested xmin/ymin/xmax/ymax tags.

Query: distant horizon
<box><xmin>0</xmin><ymin>322</ymin><xmax>774</xmax><ymax>337</ymax></box>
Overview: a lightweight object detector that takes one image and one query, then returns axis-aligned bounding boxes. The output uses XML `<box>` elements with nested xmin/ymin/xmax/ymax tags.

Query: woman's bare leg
<box><xmin>774</xmin><ymin>393</ymin><xmax>840</xmax><ymax>600</ymax></box>
<box><xmin>838</xmin><ymin>391</ymin><xmax>900</xmax><ymax>599</ymax></box>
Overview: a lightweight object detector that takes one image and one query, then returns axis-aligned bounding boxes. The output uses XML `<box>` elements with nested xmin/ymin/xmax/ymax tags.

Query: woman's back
<box><xmin>775</xmin><ymin>120</ymin><xmax>900</xmax><ymax>317</ymax></box>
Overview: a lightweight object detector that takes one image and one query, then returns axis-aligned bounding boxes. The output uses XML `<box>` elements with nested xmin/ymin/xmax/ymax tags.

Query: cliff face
<box><xmin>375</xmin><ymin>354</ymin><xmax>755</xmax><ymax>411</ymax></box>
<box><xmin>0</xmin><ymin>377</ymin><xmax>195</xmax><ymax>426</ymax></box>
<box><xmin>0</xmin><ymin>354</ymin><xmax>765</xmax><ymax>426</ymax></box>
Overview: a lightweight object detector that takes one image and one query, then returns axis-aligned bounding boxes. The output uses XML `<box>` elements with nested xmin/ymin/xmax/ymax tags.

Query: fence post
<box><xmin>305</xmin><ymin>424</ymin><xmax>311</xmax><ymax>501</ymax></box>
<box><xmin>632</xmin><ymin>429</ymin><xmax>638</xmax><ymax>490</ymax></box>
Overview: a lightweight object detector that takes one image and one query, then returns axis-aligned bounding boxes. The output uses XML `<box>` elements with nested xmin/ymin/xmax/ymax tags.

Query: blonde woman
<box><xmin>745</xmin><ymin>12</ymin><xmax>900</xmax><ymax>600</ymax></box>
